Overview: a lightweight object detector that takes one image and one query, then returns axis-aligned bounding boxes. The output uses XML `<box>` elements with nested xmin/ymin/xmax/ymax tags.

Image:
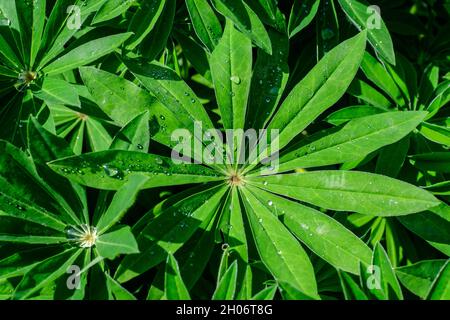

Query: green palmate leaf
<box><xmin>177</xmin><ymin>209</ymin><xmax>217</xmax><ymax>290</ymax></box>
<box><xmin>338</xmin><ymin>270</ymin><xmax>368</xmax><ymax>300</ymax></box>
<box><xmin>11</xmin><ymin>117</ymin><xmax>86</xmax><ymax>227</ymax></box>
<box><xmin>13</xmin><ymin>248</ymin><xmax>82</xmax><ymax>300</ymax></box>
<box><xmin>417</xmin><ymin>64</ymin><xmax>439</xmax><ymax>108</ymax></box>
<box><xmin>79</xmin><ymin>67</ymin><xmax>160</xmax><ymax>125</ymax></box>
<box><xmin>247</xmin><ymin>29</ymin><xmax>289</xmax><ymax>130</ymax></box>
<box><xmin>325</xmin><ymin>105</ymin><xmax>386</xmax><ymax>126</ymax></box>
<box><xmin>1</xmin><ymin>1</ymin><xmax>25</xmax><ymax>65</ymax></box>
<box><xmin>93</xmin><ymin>0</ymin><xmax>136</xmax><ymax>24</ymax></box>
<box><xmin>15</xmin><ymin>0</ymin><xmax>46</xmax><ymax>68</ymax></box>
<box><xmin>249</xmin><ymin>171</ymin><xmax>440</xmax><ymax>216</ymax></box>
<box><xmin>268</xmin><ymin>31</ymin><xmax>367</xmax><ymax>150</ymax></box>
<box><xmin>33</xmin><ymin>78</ymin><xmax>80</xmax><ymax>107</ymax></box>
<box><xmin>426</xmin><ymin>81</ymin><xmax>450</xmax><ymax>119</ymax></box>
<box><xmin>241</xmin><ymin>188</ymin><xmax>319</xmax><ymax>299</ymax></box>
<box><xmin>165</xmin><ymin>254</ymin><xmax>191</xmax><ymax>300</ymax></box>
<box><xmin>211</xmin><ymin>0</ymin><xmax>272</xmax><ymax>54</ymax></box>
<box><xmin>0</xmin><ymin>34</ymin><xmax>22</xmax><ymax>70</ymax></box>
<box><xmin>53</xmin><ymin>250</ymin><xmax>89</xmax><ymax>300</ymax></box>
<box><xmin>424</xmin><ymin>181</ymin><xmax>450</xmax><ymax>195</ymax></box>
<box><xmin>125</xmin><ymin>0</ymin><xmax>166</xmax><ymax>50</ymax></box>
<box><xmin>226</xmin><ymin>190</ymin><xmax>247</xmax><ymax>261</ymax></box>
<box><xmin>210</xmin><ymin>19</ymin><xmax>252</xmax><ymax>130</ymax></box>
<box><xmin>288</xmin><ymin>0</ymin><xmax>320</xmax><ymax>38</ymax></box>
<box><xmin>28</xmin><ymin>117</ymin><xmax>88</xmax><ymax>222</ymax></box>
<box><xmin>212</xmin><ymin>261</ymin><xmax>238</xmax><ymax>300</ymax></box>
<box><xmin>375</xmin><ymin>136</ymin><xmax>410</xmax><ymax>178</ymax></box>
<box><xmin>251</xmin><ymin>285</ymin><xmax>278</xmax><ymax>300</ymax></box>
<box><xmin>224</xmin><ymin>188</ymin><xmax>251</xmax><ymax>299</ymax></box>
<box><xmin>0</xmin><ymin>140</ymin><xmax>79</xmax><ymax>227</ymax></box>
<box><xmin>146</xmin><ymin>267</ymin><xmax>166</xmax><ymax>300</ymax></box>
<box><xmin>96</xmin><ymin>225</ymin><xmax>139</xmax><ymax>260</ymax></box>
<box><xmin>386</xmin><ymin>223</ymin><xmax>401</xmax><ymax>267</ymax></box>
<box><xmin>419</xmin><ymin>122</ymin><xmax>450</xmax><ymax>146</ymax></box>
<box><xmin>37</xmin><ymin>0</ymin><xmax>109</xmax><ymax>67</ymax></box>
<box><xmin>0</xmin><ymin>246</ymin><xmax>63</xmax><ymax>280</ymax></box>
<box><xmin>0</xmin><ymin>280</ymin><xmax>14</xmax><ymax>300</ymax></box>
<box><xmin>372</xmin><ymin>243</ymin><xmax>403</xmax><ymax>300</ymax></box>
<box><xmin>385</xmin><ymin>54</ymin><xmax>416</xmax><ymax>103</ymax></box>
<box><xmin>186</xmin><ymin>0</ymin><xmax>223</xmax><ymax>52</ymax></box>
<box><xmin>0</xmin><ymin>93</ymin><xmax>24</xmax><ymax>143</ymax></box>
<box><xmin>360</xmin><ymin>52</ymin><xmax>404</xmax><ymax>105</ymax></box>
<box><xmin>96</xmin><ymin>174</ymin><xmax>148</xmax><ymax>233</ymax></box>
<box><xmin>48</xmin><ymin>150</ymin><xmax>223</xmax><ymax>190</ymax></box>
<box><xmin>398</xmin><ymin>204</ymin><xmax>450</xmax><ymax>256</ymax></box>
<box><xmin>348</xmin><ymin>79</ymin><xmax>392</xmax><ymax>108</ymax></box>
<box><xmin>33</xmin><ymin>0</ymin><xmax>71</xmax><ymax>59</ymax></box>
<box><xmin>105</xmin><ymin>273</ymin><xmax>136</xmax><ymax>300</ymax></box>
<box><xmin>410</xmin><ymin>152</ymin><xmax>450</xmax><ymax>173</ymax></box>
<box><xmin>116</xmin><ymin>186</ymin><xmax>227</xmax><ymax>283</ymax></box>
<box><xmin>367</xmin><ymin>218</ymin><xmax>386</xmax><ymax>247</ymax></box>
<box><xmin>110</xmin><ymin>112</ymin><xmax>150</xmax><ymax>152</ymax></box>
<box><xmin>85</xmin><ymin>262</ymin><xmax>110</xmax><ymax>300</ymax></box>
<box><xmin>337</xmin><ymin>0</ymin><xmax>395</xmax><ymax>64</ymax></box>
<box><xmin>139</xmin><ymin>0</ymin><xmax>175</xmax><ymax>60</ymax></box>
<box><xmin>396</xmin><ymin>260</ymin><xmax>447</xmax><ymax>299</ymax></box>
<box><xmin>0</xmin><ymin>190</ymin><xmax>66</xmax><ymax>233</ymax></box>
<box><xmin>277</xmin><ymin>281</ymin><xmax>314</xmax><ymax>300</ymax></box>
<box><xmin>41</xmin><ymin>33</ymin><xmax>133</xmax><ymax>75</ymax></box>
<box><xmin>248</xmin><ymin>0</ymin><xmax>277</xmax><ymax>20</ymax></box>
<box><xmin>0</xmin><ymin>65</ymin><xmax>17</xmax><ymax>78</ymax></box>
<box><xmin>248</xmin><ymin>187</ymin><xmax>372</xmax><ymax>274</ymax></box>
<box><xmin>70</xmin><ymin>121</ymin><xmax>85</xmax><ymax>155</ymax></box>
<box><xmin>0</xmin><ymin>234</ymin><xmax>66</xmax><ymax>244</ymax></box>
<box><xmin>123</xmin><ymin>60</ymin><xmax>217</xmax><ymax>137</ymax></box>
<box><xmin>316</xmin><ymin>0</ymin><xmax>339</xmax><ymax>58</ymax></box>
<box><xmin>173</xmin><ymin>31</ymin><xmax>211</xmax><ymax>78</ymax></box>
<box><xmin>277</xmin><ymin>111</ymin><xmax>426</xmax><ymax>172</ymax></box>
<box><xmin>82</xmin><ymin>64</ymin><xmax>187</xmax><ymax>149</ymax></box>
<box><xmin>85</xmin><ymin>118</ymin><xmax>112</xmax><ymax>152</ymax></box>
<box><xmin>426</xmin><ymin>261</ymin><xmax>450</xmax><ymax>300</ymax></box>
<box><xmin>217</xmin><ymin>249</ymin><xmax>230</xmax><ymax>282</ymax></box>
<box><xmin>35</xmin><ymin>105</ymin><xmax>56</xmax><ymax>133</ymax></box>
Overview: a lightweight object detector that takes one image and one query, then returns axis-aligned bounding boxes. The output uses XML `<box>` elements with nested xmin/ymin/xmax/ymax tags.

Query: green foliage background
<box><xmin>0</xmin><ymin>0</ymin><xmax>449</xmax><ymax>300</ymax></box>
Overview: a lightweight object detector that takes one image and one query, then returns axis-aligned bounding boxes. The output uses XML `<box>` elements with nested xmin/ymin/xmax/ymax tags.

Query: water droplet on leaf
<box><xmin>230</xmin><ymin>75</ymin><xmax>241</xmax><ymax>84</ymax></box>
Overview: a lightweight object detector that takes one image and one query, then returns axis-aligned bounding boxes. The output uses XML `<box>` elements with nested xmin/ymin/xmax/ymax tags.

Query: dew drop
<box><xmin>230</xmin><ymin>75</ymin><xmax>241</xmax><ymax>84</ymax></box>
<box><xmin>102</xmin><ymin>164</ymin><xmax>120</xmax><ymax>178</ymax></box>
<box><xmin>269</xmin><ymin>87</ymin><xmax>278</xmax><ymax>95</ymax></box>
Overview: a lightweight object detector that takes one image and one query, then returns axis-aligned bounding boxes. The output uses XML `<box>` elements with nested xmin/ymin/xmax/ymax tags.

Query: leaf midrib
<box><xmin>243</xmin><ymin>188</ymin><xmax>315</xmax><ymax>296</ymax></box>
<box><xmin>283</xmin><ymin>115</ymin><xmax>421</xmax><ymax>163</ymax></box>
<box><xmin>250</xmin><ymin>179</ymin><xmax>437</xmax><ymax>204</ymax></box>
